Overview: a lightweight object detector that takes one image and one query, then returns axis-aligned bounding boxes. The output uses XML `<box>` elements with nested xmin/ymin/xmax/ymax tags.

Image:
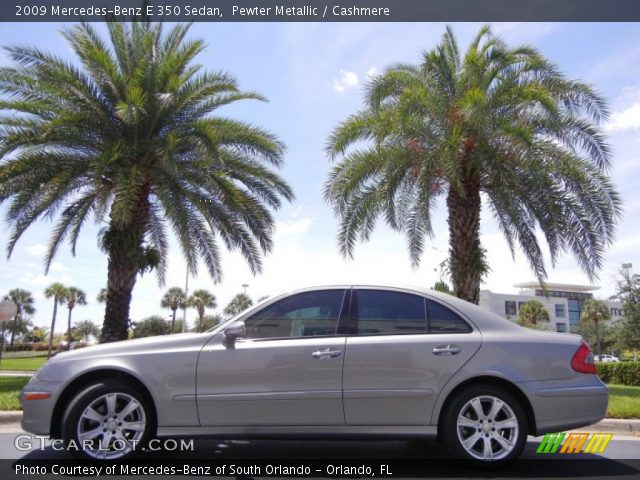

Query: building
<box><xmin>479</xmin><ymin>282</ymin><xmax>623</xmax><ymax>333</ymax></box>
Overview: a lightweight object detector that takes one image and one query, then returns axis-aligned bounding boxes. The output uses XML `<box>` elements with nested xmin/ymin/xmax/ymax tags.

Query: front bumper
<box><xmin>20</xmin><ymin>378</ymin><xmax>63</xmax><ymax>436</ymax></box>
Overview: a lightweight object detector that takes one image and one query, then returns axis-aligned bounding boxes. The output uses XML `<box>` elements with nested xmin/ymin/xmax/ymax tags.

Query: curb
<box><xmin>572</xmin><ymin>418</ymin><xmax>640</xmax><ymax>436</ymax></box>
<box><xmin>0</xmin><ymin>411</ymin><xmax>22</xmax><ymax>424</ymax></box>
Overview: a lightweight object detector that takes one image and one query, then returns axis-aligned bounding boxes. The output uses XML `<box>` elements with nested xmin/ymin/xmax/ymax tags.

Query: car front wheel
<box><xmin>61</xmin><ymin>379</ymin><xmax>153</xmax><ymax>460</ymax></box>
<box><xmin>440</xmin><ymin>385</ymin><xmax>527</xmax><ymax>464</ymax></box>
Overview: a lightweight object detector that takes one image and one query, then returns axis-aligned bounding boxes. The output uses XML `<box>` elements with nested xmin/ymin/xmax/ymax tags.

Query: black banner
<box><xmin>3</xmin><ymin>459</ymin><xmax>640</xmax><ymax>478</ymax></box>
<box><xmin>5</xmin><ymin>0</ymin><xmax>640</xmax><ymax>23</ymax></box>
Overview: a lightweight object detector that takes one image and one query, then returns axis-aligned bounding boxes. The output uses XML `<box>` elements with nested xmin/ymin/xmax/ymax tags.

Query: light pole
<box><xmin>182</xmin><ymin>269</ymin><xmax>189</xmax><ymax>333</ymax></box>
<box><xmin>242</xmin><ymin>284</ymin><xmax>249</xmax><ymax>295</ymax></box>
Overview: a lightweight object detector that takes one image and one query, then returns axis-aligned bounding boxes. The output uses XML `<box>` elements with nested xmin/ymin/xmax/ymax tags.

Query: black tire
<box><xmin>61</xmin><ymin>379</ymin><xmax>154</xmax><ymax>460</ymax></box>
<box><xmin>439</xmin><ymin>385</ymin><xmax>527</xmax><ymax>465</ymax></box>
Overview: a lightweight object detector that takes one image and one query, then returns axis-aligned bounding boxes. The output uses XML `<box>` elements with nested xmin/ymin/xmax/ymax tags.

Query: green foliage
<box><xmin>517</xmin><ymin>300</ymin><xmax>550</xmax><ymax>326</ymax></box>
<box><xmin>578</xmin><ymin>321</ymin><xmax>621</xmax><ymax>355</ymax></box>
<box><xmin>597</xmin><ymin>363</ymin><xmax>640</xmax><ymax>387</ymax></box>
<box><xmin>192</xmin><ymin>314</ymin><xmax>223</xmax><ymax>333</ymax></box>
<box><xmin>432</xmin><ymin>280</ymin><xmax>453</xmax><ymax>295</ymax></box>
<box><xmin>64</xmin><ymin>287</ymin><xmax>87</xmax><ymax>310</ymax></box>
<box><xmin>161</xmin><ymin>287</ymin><xmax>186</xmax><ymax>312</ymax></box>
<box><xmin>131</xmin><ymin>315</ymin><xmax>170</xmax><ymax>338</ymax></box>
<box><xmin>613</xmin><ymin>264</ymin><xmax>640</xmax><ymax>351</ymax></box>
<box><xmin>96</xmin><ymin>288</ymin><xmax>108</xmax><ymax>303</ymax></box>
<box><xmin>224</xmin><ymin>293</ymin><xmax>253</xmax><ymax>317</ymax></box>
<box><xmin>44</xmin><ymin>283</ymin><xmax>68</xmax><ymax>304</ymax></box>
<box><xmin>325</xmin><ymin>25</ymin><xmax>620</xmax><ymax>302</ymax></box>
<box><xmin>188</xmin><ymin>289</ymin><xmax>216</xmax><ymax>331</ymax></box>
<box><xmin>24</xmin><ymin>326</ymin><xmax>48</xmax><ymax>343</ymax></box>
<box><xmin>581</xmin><ymin>298</ymin><xmax>611</xmax><ymax>355</ymax></box>
<box><xmin>1</xmin><ymin>289</ymin><xmax>36</xmax><ymax>346</ymax></box>
<box><xmin>74</xmin><ymin>320</ymin><xmax>100</xmax><ymax>341</ymax></box>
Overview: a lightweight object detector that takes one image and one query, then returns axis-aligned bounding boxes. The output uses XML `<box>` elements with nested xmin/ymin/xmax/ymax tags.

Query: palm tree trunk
<box><xmin>100</xmin><ymin>186</ymin><xmax>150</xmax><ymax>343</ymax></box>
<box><xmin>47</xmin><ymin>302</ymin><xmax>57</xmax><ymax>359</ymax></box>
<box><xmin>171</xmin><ymin>309</ymin><xmax>176</xmax><ymax>333</ymax></box>
<box><xmin>66</xmin><ymin>307</ymin><xmax>73</xmax><ymax>350</ymax></box>
<box><xmin>9</xmin><ymin>313</ymin><xmax>17</xmax><ymax>348</ymax></box>
<box><xmin>447</xmin><ymin>171</ymin><xmax>483</xmax><ymax>304</ymax></box>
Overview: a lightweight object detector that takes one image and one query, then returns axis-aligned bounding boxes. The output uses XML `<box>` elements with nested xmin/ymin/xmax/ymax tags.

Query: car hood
<box><xmin>49</xmin><ymin>332</ymin><xmax>210</xmax><ymax>362</ymax></box>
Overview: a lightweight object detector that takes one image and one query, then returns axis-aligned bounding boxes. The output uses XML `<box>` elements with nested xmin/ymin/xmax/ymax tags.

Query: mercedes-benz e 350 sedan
<box><xmin>21</xmin><ymin>285</ymin><xmax>607</xmax><ymax>464</ymax></box>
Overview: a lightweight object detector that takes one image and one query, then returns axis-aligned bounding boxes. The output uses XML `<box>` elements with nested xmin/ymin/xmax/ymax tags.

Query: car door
<box><xmin>196</xmin><ymin>289</ymin><xmax>348</xmax><ymax>426</ymax></box>
<box><xmin>342</xmin><ymin>288</ymin><xmax>482</xmax><ymax>425</ymax></box>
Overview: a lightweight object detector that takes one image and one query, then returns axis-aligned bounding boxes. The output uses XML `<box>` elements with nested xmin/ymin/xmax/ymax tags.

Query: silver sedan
<box><xmin>20</xmin><ymin>285</ymin><xmax>607</xmax><ymax>464</ymax></box>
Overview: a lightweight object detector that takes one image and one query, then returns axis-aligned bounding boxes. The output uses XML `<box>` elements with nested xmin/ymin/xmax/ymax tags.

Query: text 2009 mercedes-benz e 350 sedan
<box><xmin>21</xmin><ymin>285</ymin><xmax>607</xmax><ymax>464</ymax></box>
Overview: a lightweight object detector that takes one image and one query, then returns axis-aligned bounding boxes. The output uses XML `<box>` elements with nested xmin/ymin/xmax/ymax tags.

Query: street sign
<box><xmin>0</xmin><ymin>300</ymin><xmax>18</xmax><ymax>322</ymax></box>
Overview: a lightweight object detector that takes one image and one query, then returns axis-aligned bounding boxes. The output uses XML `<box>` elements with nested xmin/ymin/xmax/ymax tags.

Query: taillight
<box><xmin>571</xmin><ymin>341</ymin><xmax>596</xmax><ymax>374</ymax></box>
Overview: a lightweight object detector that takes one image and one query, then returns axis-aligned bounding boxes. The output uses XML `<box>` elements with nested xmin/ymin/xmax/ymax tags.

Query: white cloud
<box><xmin>331</xmin><ymin>69</ymin><xmax>359</xmax><ymax>94</ymax></box>
<box><xmin>275</xmin><ymin>218</ymin><xmax>312</xmax><ymax>237</ymax></box>
<box><xmin>26</xmin><ymin>244</ymin><xmax>48</xmax><ymax>256</ymax></box>
<box><xmin>366</xmin><ymin>67</ymin><xmax>379</xmax><ymax>78</ymax></box>
<box><xmin>19</xmin><ymin>273</ymin><xmax>74</xmax><ymax>287</ymax></box>
<box><xmin>606</xmin><ymin>102</ymin><xmax>640</xmax><ymax>132</ymax></box>
<box><xmin>50</xmin><ymin>261</ymin><xmax>69</xmax><ymax>272</ymax></box>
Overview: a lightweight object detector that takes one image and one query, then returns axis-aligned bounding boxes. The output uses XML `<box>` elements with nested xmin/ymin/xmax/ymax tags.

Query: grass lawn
<box><xmin>607</xmin><ymin>384</ymin><xmax>640</xmax><ymax>419</ymax></box>
<box><xmin>0</xmin><ymin>356</ymin><xmax>47</xmax><ymax>371</ymax></box>
<box><xmin>0</xmin><ymin>376</ymin><xmax>29</xmax><ymax>411</ymax></box>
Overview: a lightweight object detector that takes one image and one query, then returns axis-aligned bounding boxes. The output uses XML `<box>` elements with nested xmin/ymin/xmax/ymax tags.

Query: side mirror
<box><xmin>224</xmin><ymin>321</ymin><xmax>246</xmax><ymax>342</ymax></box>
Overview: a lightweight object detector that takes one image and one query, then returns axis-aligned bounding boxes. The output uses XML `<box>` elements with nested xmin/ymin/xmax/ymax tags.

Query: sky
<box><xmin>0</xmin><ymin>21</ymin><xmax>639</xmax><ymax>332</ymax></box>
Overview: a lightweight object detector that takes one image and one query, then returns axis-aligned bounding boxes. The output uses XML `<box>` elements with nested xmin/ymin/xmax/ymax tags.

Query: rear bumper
<box><xmin>522</xmin><ymin>376</ymin><xmax>608</xmax><ymax>435</ymax></box>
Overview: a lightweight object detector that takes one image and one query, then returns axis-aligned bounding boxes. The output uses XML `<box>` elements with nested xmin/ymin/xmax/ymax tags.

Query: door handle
<box><xmin>311</xmin><ymin>349</ymin><xmax>342</xmax><ymax>359</ymax></box>
<box><xmin>432</xmin><ymin>344</ymin><xmax>461</xmax><ymax>356</ymax></box>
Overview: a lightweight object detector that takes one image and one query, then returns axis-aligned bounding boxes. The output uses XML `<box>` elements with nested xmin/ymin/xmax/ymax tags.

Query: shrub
<box><xmin>4</xmin><ymin>343</ymin><xmax>33</xmax><ymax>352</ymax></box>
<box><xmin>597</xmin><ymin>362</ymin><xmax>640</xmax><ymax>386</ymax></box>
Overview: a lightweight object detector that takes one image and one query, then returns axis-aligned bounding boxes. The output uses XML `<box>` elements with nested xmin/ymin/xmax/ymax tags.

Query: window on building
<box><xmin>555</xmin><ymin>304</ymin><xmax>565</xmax><ymax>318</ymax></box>
<box><xmin>568</xmin><ymin>299</ymin><xmax>581</xmax><ymax>326</ymax></box>
<box><xmin>556</xmin><ymin>323</ymin><xmax>567</xmax><ymax>333</ymax></box>
<box><xmin>505</xmin><ymin>301</ymin><xmax>517</xmax><ymax>316</ymax></box>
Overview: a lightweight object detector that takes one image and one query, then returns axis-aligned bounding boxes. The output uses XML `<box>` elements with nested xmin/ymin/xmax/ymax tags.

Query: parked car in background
<box><xmin>597</xmin><ymin>354</ymin><xmax>620</xmax><ymax>363</ymax></box>
<box><xmin>20</xmin><ymin>285</ymin><xmax>608</xmax><ymax>465</ymax></box>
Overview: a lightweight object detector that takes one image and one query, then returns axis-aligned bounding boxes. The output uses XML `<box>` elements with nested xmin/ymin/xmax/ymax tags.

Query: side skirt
<box><xmin>156</xmin><ymin>425</ymin><xmax>438</xmax><ymax>440</ymax></box>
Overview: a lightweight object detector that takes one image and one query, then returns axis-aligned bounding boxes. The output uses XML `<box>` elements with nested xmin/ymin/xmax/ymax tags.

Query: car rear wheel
<box><xmin>62</xmin><ymin>379</ymin><xmax>153</xmax><ymax>460</ymax></box>
<box><xmin>440</xmin><ymin>385</ymin><xmax>527</xmax><ymax>464</ymax></box>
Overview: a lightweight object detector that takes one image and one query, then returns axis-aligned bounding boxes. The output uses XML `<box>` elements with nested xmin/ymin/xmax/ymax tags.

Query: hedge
<box><xmin>597</xmin><ymin>362</ymin><xmax>640</xmax><ymax>386</ymax></box>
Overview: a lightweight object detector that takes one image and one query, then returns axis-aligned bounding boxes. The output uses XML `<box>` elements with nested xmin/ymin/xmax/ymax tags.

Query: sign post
<box><xmin>0</xmin><ymin>300</ymin><xmax>18</xmax><ymax>368</ymax></box>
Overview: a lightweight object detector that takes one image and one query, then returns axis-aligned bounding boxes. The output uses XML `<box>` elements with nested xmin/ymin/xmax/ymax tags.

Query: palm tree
<box><xmin>188</xmin><ymin>290</ymin><xmax>216</xmax><ymax>332</ymax></box>
<box><xmin>74</xmin><ymin>320</ymin><xmax>100</xmax><ymax>342</ymax></box>
<box><xmin>224</xmin><ymin>292</ymin><xmax>254</xmax><ymax>317</ymax></box>
<box><xmin>581</xmin><ymin>298</ymin><xmax>611</xmax><ymax>356</ymax></box>
<box><xmin>64</xmin><ymin>287</ymin><xmax>87</xmax><ymax>349</ymax></box>
<box><xmin>517</xmin><ymin>300</ymin><xmax>549</xmax><ymax>327</ymax></box>
<box><xmin>2</xmin><ymin>289</ymin><xmax>35</xmax><ymax>348</ymax></box>
<box><xmin>161</xmin><ymin>287</ymin><xmax>186</xmax><ymax>332</ymax></box>
<box><xmin>0</xmin><ymin>21</ymin><xmax>293</xmax><ymax>343</ymax></box>
<box><xmin>44</xmin><ymin>282</ymin><xmax>68</xmax><ymax>358</ymax></box>
<box><xmin>325</xmin><ymin>25</ymin><xmax>620</xmax><ymax>304</ymax></box>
